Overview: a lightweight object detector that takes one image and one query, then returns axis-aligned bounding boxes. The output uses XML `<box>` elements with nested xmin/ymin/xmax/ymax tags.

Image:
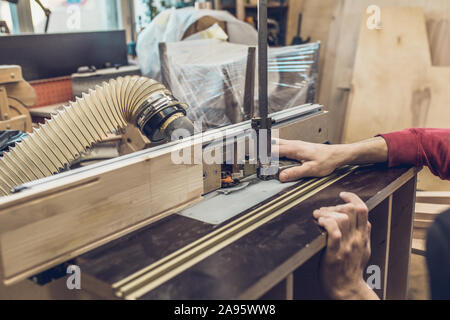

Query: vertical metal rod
<box><xmin>258</xmin><ymin>0</ymin><xmax>268</xmax><ymax>121</ymax></box>
<box><xmin>253</xmin><ymin>0</ymin><xmax>275</xmax><ymax>180</ymax></box>
<box><xmin>243</xmin><ymin>47</ymin><xmax>256</xmax><ymax>120</ymax></box>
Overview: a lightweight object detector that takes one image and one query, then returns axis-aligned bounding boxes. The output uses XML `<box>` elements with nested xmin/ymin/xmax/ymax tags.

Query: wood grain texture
<box><xmin>0</xmin><ymin>147</ymin><xmax>203</xmax><ymax>284</ymax></box>
<box><xmin>75</xmin><ymin>165</ymin><xmax>415</xmax><ymax>299</ymax></box>
<box><xmin>140</xmin><ymin>166</ymin><xmax>414</xmax><ymax>300</ymax></box>
<box><xmin>427</xmin><ymin>19</ymin><xmax>450</xmax><ymax>66</ymax></box>
<box><xmin>418</xmin><ymin>168</ymin><xmax>450</xmax><ymax>192</ymax></box>
<box><xmin>319</xmin><ymin>0</ymin><xmax>450</xmax><ymax>143</ymax></box>
<box><xmin>386</xmin><ymin>177</ymin><xmax>416</xmax><ymax>299</ymax></box>
<box><xmin>416</xmin><ymin>191</ymin><xmax>450</xmax><ymax>204</ymax></box>
<box><xmin>415</xmin><ymin>202</ymin><xmax>450</xmax><ymax>217</ymax></box>
<box><xmin>341</xmin><ymin>6</ymin><xmax>450</xmax><ymax>191</ymax></box>
<box><xmin>343</xmin><ymin>7</ymin><xmax>432</xmax><ymax>143</ymax></box>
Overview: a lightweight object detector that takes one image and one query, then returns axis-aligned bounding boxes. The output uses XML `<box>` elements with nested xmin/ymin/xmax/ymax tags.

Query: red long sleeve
<box><xmin>379</xmin><ymin>128</ymin><xmax>450</xmax><ymax>180</ymax></box>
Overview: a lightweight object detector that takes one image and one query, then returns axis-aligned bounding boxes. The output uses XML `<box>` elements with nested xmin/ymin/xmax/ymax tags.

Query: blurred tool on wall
<box><xmin>291</xmin><ymin>13</ymin><xmax>310</xmax><ymax>45</ymax></box>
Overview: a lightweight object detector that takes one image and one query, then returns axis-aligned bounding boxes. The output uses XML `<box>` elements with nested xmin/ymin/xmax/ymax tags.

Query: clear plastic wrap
<box><xmin>136</xmin><ymin>7</ymin><xmax>258</xmax><ymax>79</ymax></box>
<box><xmin>268</xmin><ymin>42</ymin><xmax>320</xmax><ymax>113</ymax></box>
<box><xmin>162</xmin><ymin>40</ymin><xmax>320</xmax><ymax>129</ymax></box>
<box><xmin>164</xmin><ymin>39</ymin><xmax>253</xmax><ymax>128</ymax></box>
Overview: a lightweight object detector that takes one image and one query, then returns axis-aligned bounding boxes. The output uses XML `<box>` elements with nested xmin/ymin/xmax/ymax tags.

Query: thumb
<box><xmin>279</xmin><ymin>163</ymin><xmax>313</xmax><ymax>182</ymax></box>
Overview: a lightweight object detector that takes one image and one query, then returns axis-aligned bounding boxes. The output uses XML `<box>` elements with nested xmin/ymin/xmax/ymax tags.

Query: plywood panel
<box><xmin>319</xmin><ymin>0</ymin><xmax>450</xmax><ymax>143</ymax></box>
<box><xmin>427</xmin><ymin>19</ymin><xmax>450</xmax><ymax>66</ymax></box>
<box><xmin>343</xmin><ymin>7</ymin><xmax>432</xmax><ymax>143</ymax></box>
<box><xmin>340</xmin><ymin>6</ymin><xmax>450</xmax><ymax>191</ymax></box>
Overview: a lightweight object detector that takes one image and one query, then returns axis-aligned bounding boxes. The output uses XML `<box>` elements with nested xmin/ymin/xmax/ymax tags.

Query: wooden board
<box><xmin>0</xmin><ymin>144</ymin><xmax>203</xmax><ymax>285</ymax></box>
<box><xmin>418</xmin><ymin>168</ymin><xmax>450</xmax><ymax>192</ymax></box>
<box><xmin>0</xmin><ymin>105</ymin><xmax>326</xmax><ymax>285</ymax></box>
<box><xmin>427</xmin><ymin>19</ymin><xmax>450</xmax><ymax>66</ymax></box>
<box><xmin>343</xmin><ymin>7</ymin><xmax>432</xmax><ymax>143</ymax></box>
<box><xmin>0</xmin><ymin>65</ymin><xmax>23</xmax><ymax>84</ymax></box>
<box><xmin>319</xmin><ymin>0</ymin><xmax>450</xmax><ymax>143</ymax></box>
<box><xmin>75</xmin><ymin>165</ymin><xmax>415</xmax><ymax>300</ymax></box>
<box><xmin>340</xmin><ymin>6</ymin><xmax>450</xmax><ymax>191</ymax></box>
<box><xmin>425</xmin><ymin>66</ymin><xmax>450</xmax><ymax>127</ymax></box>
<box><xmin>386</xmin><ymin>177</ymin><xmax>416</xmax><ymax>299</ymax></box>
<box><xmin>416</xmin><ymin>191</ymin><xmax>450</xmax><ymax>205</ymax></box>
<box><xmin>415</xmin><ymin>202</ymin><xmax>450</xmax><ymax>220</ymax></box>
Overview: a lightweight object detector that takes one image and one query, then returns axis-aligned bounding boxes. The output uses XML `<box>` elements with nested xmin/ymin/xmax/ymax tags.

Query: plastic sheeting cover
<box><xmin>162</xmin><ymin>40</ymin><xmax>320</xmax><ymax>129</ymax></box>
<box><xmin>136</xmin><ymin>7</ymin><xmax>258</xmax><ymax>79</ymax></box>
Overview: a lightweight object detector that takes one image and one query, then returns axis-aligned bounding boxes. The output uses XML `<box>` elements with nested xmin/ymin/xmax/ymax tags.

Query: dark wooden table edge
<box><xmin>237</xmin><ymin>167</ymin><xmax>417</xmax><ymax>300</ymax></box>
<box><xmin>79</xmin><ymin>166</ymin><xmax>418</xmax><ymax>299</ymax></box>
<box><xmin>365</xmin><ymin>167</ymin><xmax>417</xmax><ymax>210</ymax></box>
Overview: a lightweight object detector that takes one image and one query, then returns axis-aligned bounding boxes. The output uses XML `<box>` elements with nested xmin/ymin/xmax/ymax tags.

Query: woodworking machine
<box><xmin>0</xmin><ymin>1</ymin><xmax>416</xmax><ymax>300</ymax></box>
<box><xmin>0</xmin><ymin>105</ymin><xmax>418</xmax><ymax>300</ymax></box>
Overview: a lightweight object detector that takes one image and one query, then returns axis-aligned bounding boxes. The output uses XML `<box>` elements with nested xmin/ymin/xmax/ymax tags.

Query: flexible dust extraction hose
<box><xmin>0</xmin><ymin>76</ymin><xmax>194</xmax><ymax>196</ymax></box>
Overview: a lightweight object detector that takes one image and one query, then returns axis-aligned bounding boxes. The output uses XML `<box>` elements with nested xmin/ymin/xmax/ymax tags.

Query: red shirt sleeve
<box><xmin>378</xmin><ymin>128</ymin><xmax>450</xmax><ymax>180</ymax></box>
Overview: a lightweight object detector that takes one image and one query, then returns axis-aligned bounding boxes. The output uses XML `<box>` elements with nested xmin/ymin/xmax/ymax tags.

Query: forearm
<box><xmin>331</xmin><ymin>137</ymin><xmax>389</xmax><ymax>167</ymax></box>
<box><xmin>381</xmin><ymin>128</ymin><xmax>450</xmax><ymax>180</ymax></box>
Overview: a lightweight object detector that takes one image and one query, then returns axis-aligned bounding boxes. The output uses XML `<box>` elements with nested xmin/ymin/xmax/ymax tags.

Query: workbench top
<box><xmin>76</xmin><ymin>165</ymin><xmax>416</xmax><ymax>299</ymax></box>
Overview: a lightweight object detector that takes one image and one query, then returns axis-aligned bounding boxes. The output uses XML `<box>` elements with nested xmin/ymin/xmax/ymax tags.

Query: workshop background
<box><xmin>0</xmin><ymin>0</ymin><xmax>449</xmax><ymax>300</ymax></box>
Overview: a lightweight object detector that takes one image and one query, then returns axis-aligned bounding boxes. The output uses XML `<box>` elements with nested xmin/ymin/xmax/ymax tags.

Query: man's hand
<box><xmin>273</xmin><ymin>139</ymin><xmax>344</xmax><ymax>182</ymax></box>
<box><xmin>313</xmin><ymin>192</ymin><xmax>379</xmax><ymax>300</ymax></box>
<box><xmin>273</xmin><ymin>137</ymin><xmax>389</xmax><ymax>183</ymax></box>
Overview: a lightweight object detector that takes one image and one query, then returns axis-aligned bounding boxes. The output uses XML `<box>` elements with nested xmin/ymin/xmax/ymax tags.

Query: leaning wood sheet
<box><xmin>342</xmin><ymin>7</ymin><xmax>450</xmax><ymax>191</ymax></box>
<box><xmin>343</xmin><ymin>7</ymin><xmax>432</xmax><ymax>143</ymax></box>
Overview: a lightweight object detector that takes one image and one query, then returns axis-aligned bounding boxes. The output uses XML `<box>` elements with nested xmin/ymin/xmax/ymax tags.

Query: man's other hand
<box><xmin>313</xmin><ymin>192</ymin><xmax>379</xmax><ymax>300</ymax></box>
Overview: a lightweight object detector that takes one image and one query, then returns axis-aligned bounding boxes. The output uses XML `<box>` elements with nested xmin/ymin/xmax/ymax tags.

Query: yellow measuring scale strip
<box><xmin>114</xmin><ymin>166</ymin><xmax>358</xmax><ymax>300</ymax></box>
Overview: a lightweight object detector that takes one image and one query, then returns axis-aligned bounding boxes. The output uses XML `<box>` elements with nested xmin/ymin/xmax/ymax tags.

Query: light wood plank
<box><xmin>0</xmin><ymin>144</ymin><xmax>203</xmax><ymax>284</ymax></box>
<box><xmin>415</xmin><ymin>202</ymin><xmax>450</xmax><ymax>220</ymax></box>
<box><xmin>427</xmin><ymin>19</ymin><xmax>450</xmax><ymax>66</ymax></box>
<box><xmin>343</xmin><ymin>7</ymin><xmax>432</xmax><ymax>143</ymax></box>
<box><xmin>416</xmin><ymin>191</ymin><xmax>450</xmax><ymax>205</ymax></box>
